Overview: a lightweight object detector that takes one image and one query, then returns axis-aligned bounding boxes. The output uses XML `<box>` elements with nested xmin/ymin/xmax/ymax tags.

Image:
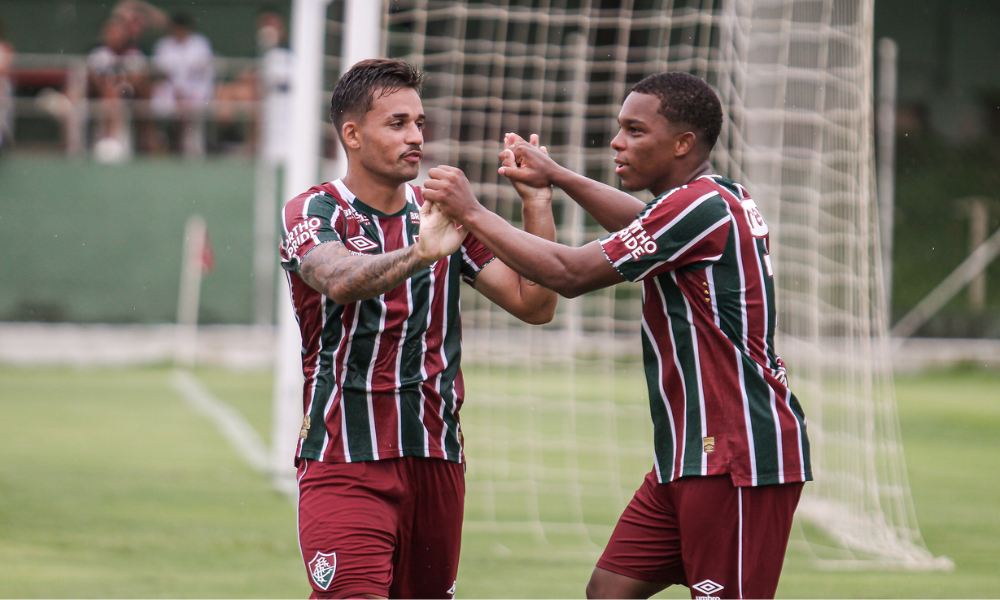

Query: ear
<box><xmin>342</xmin><ymin>120</ymin><xmax>362</xmax><ymax>151</ymax></box>
<box><xmin>673</xmin><ymin>131</ymin><xmax>698</xmax><ymax>158</ymax></box>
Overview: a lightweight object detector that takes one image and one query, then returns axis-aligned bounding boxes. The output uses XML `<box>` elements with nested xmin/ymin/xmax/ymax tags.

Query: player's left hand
<box><xmin>415</xmin><ymin>193</ymin><xmax>465</xmax><ymax>262</ymax></box>
<box><xmin>423</xmin><ymin>166</ymin><xmax>483</xmax><ymax>224</ymax></box>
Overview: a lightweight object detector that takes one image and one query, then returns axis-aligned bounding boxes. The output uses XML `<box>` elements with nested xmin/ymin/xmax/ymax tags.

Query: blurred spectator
<box><xmin>0</xmin><ymin>13</ymin><xmax>14</xmax><ymax>152</ymax></box>
<box><xmin>151</xmin><ymin>13</ymin><xmax>214</xmax><ymax>157</ymax></box>
<box><xmin>257</xmin><ymin>8</ymin><xmax>292</xmax><ymax>165</ymax></box>
<box><xmin>87</xmin><ymin>15</ymin><xmax>148</xmax><ymax>162</ymax></box>
<box><xmin>111</xmin><ymin>0</ymin><xmax>169</xmax><ymax>48</ymax></box>
<box><xmin>213</xmin><ymin>7</ymin><xmax>292</xmax><ymax>156</ymax></box>
<box><xmin>213</xmin><ymin>65</ymin><xmax>257</xmax><ymax>153</ymax></box>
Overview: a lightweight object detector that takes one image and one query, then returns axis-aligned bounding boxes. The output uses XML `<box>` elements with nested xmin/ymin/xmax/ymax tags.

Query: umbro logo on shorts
<box><xmin>308</xmin><ymin>551</ymin><xmax>337</xmax><ymax>591</ymax></box>
<box><xmin>692</xmin><ymin>579</ymin><xmax>724</xmax><ymax>599</ymax></box>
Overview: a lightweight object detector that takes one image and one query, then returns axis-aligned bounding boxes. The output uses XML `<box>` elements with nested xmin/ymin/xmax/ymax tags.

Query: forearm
<box><xmin>521</xmin><ymin>200</ymin><xmax>557</xmax><ymax>243</ymax></box>
<box><xmin>551</xmin><ymin>166</ymin><xmax>646</xmax><ymax>232</ymax></box>
<box><xmin>515</xmin><ymin>199</ymin><xmax>559</xmax><ymax>311</ymax></box>
<box><xmin>467</xmin><ymin>208</ymin><xmax>588</xmax><ymax>298</ymax></box>
<box><xmin>301</xmin><ymin>243</ymin><xmax>432</xmax><ymax>304</ymax></box>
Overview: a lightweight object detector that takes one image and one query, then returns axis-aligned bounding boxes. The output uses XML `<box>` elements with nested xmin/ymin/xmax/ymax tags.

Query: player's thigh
<box><xmin>594</xmin><ymin>470</ymin><xmax>686</xmax><ymax>594</ymax></box>
<box><xmin>586</xmin><ymin>566</ymin><xmax>672</xmax><ymax>599</ymax></box>
<box><xmin>675</xmin><ymin>476</ymin><xmax>802</xmax><ymax>600</ymax></box>
<box><xmin>739</xmin><ymin>481</ymin><xmax>803</xmax><ymax>599</ymax></box>
<box><xmin>390</xmin><ymin>457</ymin><xmax>465</xmax><ymax>599</ymax></box>
<box><xmin>298</xmin><ymin>459</ymin><xmax>403</xmax><ymax>599</ymax></box>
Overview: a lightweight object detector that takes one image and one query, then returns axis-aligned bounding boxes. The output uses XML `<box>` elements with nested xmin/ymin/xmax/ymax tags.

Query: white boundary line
<box><xmin>171</xmin><ymin>369</ymin><xmax>298</xmax><ymax>499</ymax></box>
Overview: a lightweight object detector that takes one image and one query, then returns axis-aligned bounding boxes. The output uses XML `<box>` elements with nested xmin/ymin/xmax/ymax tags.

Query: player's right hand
<box><xmin>498</xmin><ymin>133</ymin><xmax>561</xmax><ymax>189</ymax></box>
<box><xmin>501</xmin><ymin>133</ymin><xmax>553</xmax><ymax>204</ymax></box>
<box><xmin>415</xmin><ymin>194</ymin><xmax>465</xmax><ymax>263</ymax></box>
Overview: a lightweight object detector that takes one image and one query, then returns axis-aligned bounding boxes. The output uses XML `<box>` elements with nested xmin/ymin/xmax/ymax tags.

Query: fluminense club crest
<box><xmin>308</xmin><ymin>551</ymin><xmax>337</xmax><ymax>591</ymax></box>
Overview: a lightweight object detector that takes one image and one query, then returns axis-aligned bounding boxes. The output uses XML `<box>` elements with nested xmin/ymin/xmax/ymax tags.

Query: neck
<box><xmin>342</xmin><ymin>166</ymin><xmax>409</xmax><ymax>214</ymax></box>
<box><xmin>651</xmin><ymin>158</ymin><xmax>713</xmax><ymax>196</ymax></box>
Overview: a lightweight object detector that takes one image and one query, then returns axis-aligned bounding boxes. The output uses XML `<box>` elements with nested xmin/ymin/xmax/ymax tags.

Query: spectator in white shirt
<box><xmin>151</xmin><ymin>13</ymin><xmax>214</xmax><ymax>156</ymax></box>
<box><xmin>257</xmin><ymin>8</ymin><xmax>292</xmax><ymax>166</ymax></box>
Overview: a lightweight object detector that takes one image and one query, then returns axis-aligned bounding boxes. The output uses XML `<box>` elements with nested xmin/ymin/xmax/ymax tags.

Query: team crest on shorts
<box><xmin>308</xmin><ymin>551</ymin><xmax>337</xmax><ymax>591</ymax></box>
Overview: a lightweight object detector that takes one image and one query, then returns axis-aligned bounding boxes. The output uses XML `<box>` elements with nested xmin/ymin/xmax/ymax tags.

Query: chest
<box><xmin>337</xmin><ymin>210</ymin><xmax>420</xmax><ymax>255</ymax></box>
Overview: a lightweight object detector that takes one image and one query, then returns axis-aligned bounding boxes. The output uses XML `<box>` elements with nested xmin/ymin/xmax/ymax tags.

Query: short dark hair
<box><xmin>632</xmin><ymin>72</ymin><xmax>723</xmax><ymax>151</ymax></box>
<box><xmin>171</xmin><ymin>12</ymin><xmax>194</xmax><ymax>28</ymax></box>
<box><xmin>329</xmin><ymin>59</ymin><xmax>424</xmax><ymax>135</ymax></box>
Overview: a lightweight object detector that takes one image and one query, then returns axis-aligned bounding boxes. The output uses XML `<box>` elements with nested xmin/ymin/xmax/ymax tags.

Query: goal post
<box><xmin>276</xmin><ymin>0</ymin><xmax>951</xmax><ymax>571</ymax></box>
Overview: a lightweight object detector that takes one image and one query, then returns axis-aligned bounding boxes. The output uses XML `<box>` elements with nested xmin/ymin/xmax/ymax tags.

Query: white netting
<box><xmin>311</xmin><ymin>0</ymin><xmax>950</xmax><ymax>569</ymax></box>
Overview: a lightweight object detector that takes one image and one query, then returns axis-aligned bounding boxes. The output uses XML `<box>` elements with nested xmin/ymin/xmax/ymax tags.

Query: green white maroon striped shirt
<box><xmin>600</xmin><ymin>175</ymin><xmax>812</xmax><ymax>487</ymax></box>
<box><xmin>279</xmin><ymin>180</ymin><xmax>495</xmax><ymax>465</ymax></box>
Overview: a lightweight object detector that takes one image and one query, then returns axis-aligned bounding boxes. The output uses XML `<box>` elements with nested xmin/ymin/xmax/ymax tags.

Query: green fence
<box><xmin>1</xmin><ymin>0</ymin><xmax>290</xmax><ymax>58</ymax></box>
<box><xmin>0</xmin><ymin>155</ymin><xmax>260</xmax><ymax>324</ymax></box>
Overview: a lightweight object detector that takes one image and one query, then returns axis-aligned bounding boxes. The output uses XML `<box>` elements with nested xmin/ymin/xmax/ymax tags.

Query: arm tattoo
<box><xmin>300</xmin><ymin>242</ymin><xmax>430</xmax><ymax>303</ymax></box>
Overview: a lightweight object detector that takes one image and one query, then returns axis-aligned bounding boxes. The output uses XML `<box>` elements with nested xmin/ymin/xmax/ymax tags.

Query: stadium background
<box><xmin>3</xmin><ymin>0</ymin><xmax>1000</xmax><ymax>329</ymax></box>
<box><xmin>1</xmin><ymin>0</ymin><xmax>999</xmax><ymax>598</ymax></box>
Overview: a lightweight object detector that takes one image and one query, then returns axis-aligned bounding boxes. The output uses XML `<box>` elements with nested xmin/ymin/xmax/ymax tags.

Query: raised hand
<box><xmin>415</xmin><ymin>194</ymin><xmax>465</xmax><ymax>261</ymax></box>
<box><xmin>500</xmin><ymin>133</ymin><xmax>553</xmax><ymax>205</ymax></box>
<box><xmin>422</xmin><ymin>166</ymin><xmax>483</xmax><ymax>224</ymax></box>
<box><xmin>498</xmin><ymin>133</ymin><xmax>563</xmax><ymax>189</ymax></box>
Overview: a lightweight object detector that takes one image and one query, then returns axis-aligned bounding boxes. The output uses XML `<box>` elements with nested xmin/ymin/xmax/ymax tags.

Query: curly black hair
<box><xmin>632</xmin><ymin>72</ymin><xmax>723</xmax><ymax>152</ymax></box>
<box><xmin>329</xmin><ymin>59</ymin><xmax>424</xmax><ymax>139</ymax></box>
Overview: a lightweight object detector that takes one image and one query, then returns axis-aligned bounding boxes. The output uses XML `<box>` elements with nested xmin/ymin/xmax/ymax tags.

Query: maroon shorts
<box><xmin>297</xmin><ymin>456</ymin><xmax>465</xmax><ymax>599</ymax></box>
<box><xmin>596</xmin><ymin>471</ymin><xmax>803</xmax><ymax>599</ymax></box>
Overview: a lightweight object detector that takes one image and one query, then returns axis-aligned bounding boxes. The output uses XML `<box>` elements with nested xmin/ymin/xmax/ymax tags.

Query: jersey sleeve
<box><xmin>280</xmin><ymin>192</ymin><xmax>344</xmax><ymax>275</ymax></box>
<box><xmin>600</xmin><ymin>188</ymin><xmax>732</xmax><ymax>282</ymax></box>
<box><xmin>458</xmin><ymin>233</ymin><xmax>496</xmax><ymax>285</ymax></box>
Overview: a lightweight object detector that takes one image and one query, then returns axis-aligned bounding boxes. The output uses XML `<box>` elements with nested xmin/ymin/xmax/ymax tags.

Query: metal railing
<box><xmin>9</xmin><ymin>52</ymin><xmax>263</xmax><ymax>157</ymax></box>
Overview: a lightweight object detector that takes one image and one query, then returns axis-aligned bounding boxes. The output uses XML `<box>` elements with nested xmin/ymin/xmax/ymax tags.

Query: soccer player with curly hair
<box><xmin>424</xmin><ymin>72</ymin><xmax>812</xmax><ymax>600</ymax></box>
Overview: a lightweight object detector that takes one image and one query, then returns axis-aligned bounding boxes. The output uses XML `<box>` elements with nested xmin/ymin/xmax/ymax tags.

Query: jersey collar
<box><xmin>332</xmin><ymin>179</ymin><xmax>415</xmax><ymax>218</ymax></box>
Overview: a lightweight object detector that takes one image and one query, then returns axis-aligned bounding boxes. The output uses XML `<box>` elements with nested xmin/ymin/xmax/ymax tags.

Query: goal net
<box><xmin>298</xmin><ymin>0</ymin><xmax>951</xmax><ymax>569</ymax></box>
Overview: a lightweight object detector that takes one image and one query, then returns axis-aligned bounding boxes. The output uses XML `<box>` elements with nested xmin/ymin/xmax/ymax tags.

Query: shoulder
<box><xmin>152</xmin><ymin>37</ymin><xmax>172</xmax><ymax>55</ymax></box>
<box><xmin>698</xmin><ymin>175</ymin><xmax>752</xmax><ymax>202</ymax></box>
<box><xmin>283</xmin><ymin>183</ymin><xmax>346</xmax><ymax>221</ymax></box>
<box><xmin>87</xmin><ymin>46</ymin><xmax>113</xmax><ymax>68</ymax></box>
<box><xmin>642</xmin><ymin>178</ymin><xmax>730</xmax><ymax>226</ymax></box>
<box><xmin>192</xmin><ymin>34</ymin><xmax>212</xmax><ymax>51</ymax></box>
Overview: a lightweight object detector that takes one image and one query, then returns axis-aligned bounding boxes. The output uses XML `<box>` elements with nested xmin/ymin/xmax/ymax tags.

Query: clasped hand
<box><xmin>415</xmin><ymin>193</ymin><xmax>466</xmax><ymax>263</ymax></box>
<box><xmin>423</xmin><ymin>132</ymin><xmax>554</xmax><ymax>223</ymax></box>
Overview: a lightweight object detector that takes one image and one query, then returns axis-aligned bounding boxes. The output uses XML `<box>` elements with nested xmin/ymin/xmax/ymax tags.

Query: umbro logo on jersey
<box><xmin>308</xmin><ymin>551</ymin><xmax>337</xmax><ymax>591</ymax></box>
<box><xmin>692</xmin><ymin>579</ymin><xmax>724</xmax><ymax>599</ymax></box>
<box><xmin>346</xmin><ymin>235</ymin><xmax>379</xmax><ymax>253</ymax></box>
<box><xmin>618</xmin><ymin>220</ymin><xmax>658</xmax><ymax>260</ymax></box>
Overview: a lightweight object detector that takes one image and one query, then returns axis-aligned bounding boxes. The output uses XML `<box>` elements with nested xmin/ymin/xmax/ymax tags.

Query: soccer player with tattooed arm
<box><xmin>423</xmin><ymin>72</ymin><xmax>812</xmax><ymax>600</ymax></box>
<box><xmin>278</xmin><ymin>59</ymin><xmax>557</xmax><ymax>599</ymax></box>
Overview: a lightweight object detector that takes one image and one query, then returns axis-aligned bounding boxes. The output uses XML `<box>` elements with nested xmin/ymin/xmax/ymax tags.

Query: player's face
<box><xmin>610</xmin><ymin>92</ymin><xmax>687</xmax><ymax>195</ymax></box>
<box><xmin>353</xmin><ymin>87</ymin><xmax>425</xmax><ymax>185</ymax></box>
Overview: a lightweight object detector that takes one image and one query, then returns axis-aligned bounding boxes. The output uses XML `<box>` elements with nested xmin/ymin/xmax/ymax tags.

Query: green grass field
<box><xmin>0</xmin><ymin>366</ymin><xmax>998</xmax><ymax>598</ymax></box>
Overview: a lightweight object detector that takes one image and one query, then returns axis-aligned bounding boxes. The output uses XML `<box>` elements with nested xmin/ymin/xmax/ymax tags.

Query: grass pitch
<box><xmin>0</xmin><ymin>366</ymin><xmax>998</xmax><ymax>598</ymax></box>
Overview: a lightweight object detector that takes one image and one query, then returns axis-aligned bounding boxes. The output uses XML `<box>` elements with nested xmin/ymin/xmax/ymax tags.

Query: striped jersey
<box><xmin>600</xmin><ymin>174</ymin><xmax>812</xmax><ymax>487</ymax></box>
<box><xmin>279</xmin><ymin>180</ymin><xmax>495</xmax><ymax>465</ymax></box>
